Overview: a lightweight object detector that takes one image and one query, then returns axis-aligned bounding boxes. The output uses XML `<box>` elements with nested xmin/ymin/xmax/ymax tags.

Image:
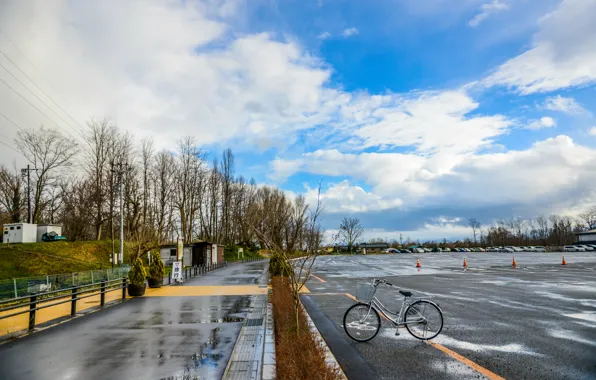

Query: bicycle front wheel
<box><xmin>404</xmin><ymin>300</ymin><xmax>443</xmax><ymax>340</ymax></box>
<box><xmin>343</xmin><ymin>303</ymin><xmax>381</xmax><ymax>342</ymax></box>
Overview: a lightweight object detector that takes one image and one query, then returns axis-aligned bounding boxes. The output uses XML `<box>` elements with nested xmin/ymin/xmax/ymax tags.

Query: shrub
<box><xmin>149</xmin><ymin>251</ymin><xmax>165</xmax><ymax>279</ymax></box>
<box><xmin>269</xmin><ymin>254</ymin><xmax>285</xmax><ymax>276</ymax></box>
<box><xmin>128</xmin><ymin>258</ymin><xmax>147</xmax><ymax>285</ymax></box>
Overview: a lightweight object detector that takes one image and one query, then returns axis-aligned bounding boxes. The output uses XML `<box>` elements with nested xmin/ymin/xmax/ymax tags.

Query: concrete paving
<box><xmin>0</xmin><ymin>260</ymin><xmax>269</xmax><ymax>380</ymax></box>
<box><xmin>304</xmin><ymin>252</ymin><xmax>596</xmax><ymax>380</ymax></box>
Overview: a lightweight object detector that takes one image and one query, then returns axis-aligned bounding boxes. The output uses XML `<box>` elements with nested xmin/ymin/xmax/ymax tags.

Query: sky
<box><xmin>0</xmin><ymin>0</ymin><xmax>596</xmax><ymax>242</ymax></box>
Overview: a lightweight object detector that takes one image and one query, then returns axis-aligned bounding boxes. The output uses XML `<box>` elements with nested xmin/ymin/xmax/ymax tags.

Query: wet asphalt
<box><xmin>304</xmin><ymin>252</ymin><xmax>596</xmax><ymax>380</ymax></box>
<box><xmin>0</xmin><ymin>261</ymin><xmax>268</xmax><ymax>380</ymax></box>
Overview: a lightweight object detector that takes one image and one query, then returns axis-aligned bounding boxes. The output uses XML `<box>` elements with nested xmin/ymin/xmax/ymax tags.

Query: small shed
<box><xmin>37</xmin><ymin>224</ymin><xmax>62</xmax><ymax>242</ymax></box>
<box><xmin>2</xmin><ymin>223</ymin><xmax>37</xmax><ymax>244</ymax></box>
<box><xmin>359</xmin><ymin>243</ymin><xmax>389</xmax><ymax>254</ymax></box>
<box><xmin>159</xmin><ymin>241</ymin><xmax>224</xmax><ymax>267</ymax></box>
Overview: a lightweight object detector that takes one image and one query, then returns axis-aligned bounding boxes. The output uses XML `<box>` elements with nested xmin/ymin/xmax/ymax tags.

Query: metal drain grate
<box><xmin>227</xmin><ymin>360</ymin><xmax>258</xmax><ymax>380</ymax></box>
<box><xmin>245</xmin><ymin>317</ymin><xmax>264</xmax><ymax>327</ymax></box>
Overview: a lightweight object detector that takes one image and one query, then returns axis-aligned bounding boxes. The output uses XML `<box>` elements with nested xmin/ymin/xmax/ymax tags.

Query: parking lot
<box><xmin>302</xmin><ymin>252</ymin><xmax>596</xmax><ymax>380</ymax></box>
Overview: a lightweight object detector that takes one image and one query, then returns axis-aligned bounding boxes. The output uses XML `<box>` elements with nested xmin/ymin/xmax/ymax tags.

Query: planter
<box><xmin>127</xmin><ymin>283</ymin><xmax>146</xmax><ymax>296</ymax></box>
<box><xmin>147</xmin><ymin>277</ymin><xmax>162</xmax><ymax>288</ymax></box>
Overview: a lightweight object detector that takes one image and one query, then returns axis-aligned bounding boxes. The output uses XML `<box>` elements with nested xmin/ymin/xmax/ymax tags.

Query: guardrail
<box><xmin>0</xmin><ymin>277</ymin><xmax>127</xmax><ymax>331</ymax></box>
<box><xmin>241</xmin><ymin>257</ymin><xmax>264</xmax><ymax>263</ymax></box>
<box><xmin>0</xmin><ymin>261</ymin><xmax>231</xmax><ymax>333</ymax></box>
<box><xmin>165</xmin><ymin>261</ymin><xmax>228</xmax><ymax>284</ymax></box>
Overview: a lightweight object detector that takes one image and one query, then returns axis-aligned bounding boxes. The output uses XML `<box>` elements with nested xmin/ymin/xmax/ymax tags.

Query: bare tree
<box><xmin>15</xmin><ymin>126</ymin><xmax>78</xmax><ymax>223</ymax></box>
<box><xmin>469</xmin><ymin>218</ymin><xmax>481</xmax><ymax>244</ymax></box>
<box><xmin>84</xmin><ymin>118</ymin><xmax>117</xmax><ymax>240</ymax></box>
<box><xmin>153</xmin><ymin>150</ymin><xmax>175</xmax><ymax>244</ymax></box>
<box><xmin>0</xmin><ymin>164</ymin><xmax>24</xmax><ymax>223</ymax></box>
<box><xmin>579</xmin><ymin>206</ymin><xmax>596</xmax><ymax>230</ymax></box>
<box><xmin>251</xmin><ymin>184</ymin><xmax>324</xmax><ymax>333</ymax></box>
<box><xmin>339</xmin><ymin>216</ymin><xmax>364</xmax><ymax>253</ymax></box>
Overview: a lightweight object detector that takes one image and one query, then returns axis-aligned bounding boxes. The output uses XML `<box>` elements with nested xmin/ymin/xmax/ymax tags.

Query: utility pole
<box><xmin>21</xmin><ymin>165</ymin><xmax>36</xmax><ymax>223</ymax></box>
<box><xmin>111</xmin><ymin>162</ymin><xmax>129</xmax><ymax>266</ymax></box>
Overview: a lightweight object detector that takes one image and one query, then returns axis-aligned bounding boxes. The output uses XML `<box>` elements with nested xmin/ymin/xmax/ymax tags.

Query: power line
<box><xmin>0</xmin><ymin>110</ymin><xmax>25</xmax><ymax>132</ymax></box>
<box><xmin>0</xmin><ymin>59</ymin><xmax>85</xmax><ymax>140</ymax></box>
<box><xmin>0</xmin><ymin>75</ymin><xmax>85</xmax><ymax>145</ymax></box>
<box><xmin>0</xmin><ymin>46</ymin><xmax>87</xmax><ymax>134</ymax></box>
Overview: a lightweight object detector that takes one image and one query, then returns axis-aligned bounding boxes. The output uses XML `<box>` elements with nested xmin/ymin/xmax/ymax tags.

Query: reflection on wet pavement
<box><xmin>0</xmin><ymin>261</ymin><xmax>269</xmax><ymax>380</ymax></box>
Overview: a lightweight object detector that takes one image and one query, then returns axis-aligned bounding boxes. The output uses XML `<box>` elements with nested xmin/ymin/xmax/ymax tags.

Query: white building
<box><xmin>37</xmin><ymin>224</ymin><xmax>62</xmax><ymax>242</ymax></box>
<box><xmin>575</xmin><ymin>229</ymin><xmax>596</xmax><ymax>244</ymax></box>
<box><xmin>2</xmin><ymin>223</ymin><xmax>38</xmax><ymax>243</ymax></box>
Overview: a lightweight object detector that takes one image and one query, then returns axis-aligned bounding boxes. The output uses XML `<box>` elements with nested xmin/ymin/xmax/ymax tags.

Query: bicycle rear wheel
<box><xmin>404</xmin><ymin>300</ymin><xmax>443</xmax><ymax>340</ymax></box>
<box><xmin>343</xmin><ymin>302</ymin><xmax>381</xmax><ymax>342</ymax></box>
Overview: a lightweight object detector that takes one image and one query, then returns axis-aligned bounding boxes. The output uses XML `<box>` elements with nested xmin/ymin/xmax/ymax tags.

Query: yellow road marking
<box><xmin>429</xmin><ymin>341</ymin><xmax>505</xmax><ymax>380</ymax></box>
<box><xmin>310</xmin><ymin>274</ymin><xmax>327</xmax><ymax>283</ymax></box>
<box><xmin>344</xmin><ymin>292</ymin><xmax>358</xmax><ymax>302</ymax></box>
<box><xmin>143</xmin><ymin>285</ymin><xmax>267</xmax><ymax>297</ymax></box>
<box><xmin>341</xmin><ymin>292</ymin><xmax>504</xmax><ymax>379</ymax></box>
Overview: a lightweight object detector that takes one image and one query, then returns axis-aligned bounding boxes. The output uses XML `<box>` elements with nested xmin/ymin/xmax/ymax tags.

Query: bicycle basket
<box><xmin>356</xmin><ymin>283</ymin><xmax>376</xmax><ymax>302</ymax></box>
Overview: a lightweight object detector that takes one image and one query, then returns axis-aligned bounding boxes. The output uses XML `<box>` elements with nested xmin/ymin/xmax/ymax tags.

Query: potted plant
<box><xmin>148</xmin><ymin>251</ymin><xmax>165</xmax><ymax>288</ymax></box>
<box><xmin>128</xmin><ymin>257</ymin><xmax>147</xmax><ymax>296</ymax></box>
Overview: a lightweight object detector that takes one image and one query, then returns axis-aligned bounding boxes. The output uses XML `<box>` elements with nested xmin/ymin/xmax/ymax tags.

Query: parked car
<box><xmin>400</xmin><ymin>249</ymin><xmax>411</xmax><ymax>253</ymax></box>
<box><xmin>578</xmin><ymin>245</ymin><xmax>594</xmax><ymax>251</ymax></box>
<box><xmin>502</xmin><ymin>247</ymin><xmax>515</xmax><ymax>253</ymax></box>
<box><xmin>383</xmin><ymin>248</ymin><xmax>399</xmax><ymax>253</ymax></box>
<box><xmin>564</xmin><ymin>245</ymin><xmax>585</xmax><ymax>252</ymax></box>
<box><xmin>443</xmin><ymin>248</ymin><xmax>451</xmax><ymax>252</ymax></box>
<box><xmin>533</xmin><ymin>246</ymin><xmax>546</xmax><ymax>252</ymax></box>
<box><xmin>423</xmin><ymin>248</ymin><xmax>432</xmax><ymax>253</ymax></box>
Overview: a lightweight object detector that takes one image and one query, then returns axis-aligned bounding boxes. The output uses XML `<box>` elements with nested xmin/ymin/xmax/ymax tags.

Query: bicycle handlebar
<box><xmin>373</xmin><ymin>278</ymin><xmax>393</xmax><ymax>287</ymax></box>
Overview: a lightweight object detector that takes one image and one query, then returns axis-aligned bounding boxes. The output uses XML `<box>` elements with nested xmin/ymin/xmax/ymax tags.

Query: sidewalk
<box><xmin>0</xmin><ymin>259</ymin><xmax>270</xmax><ymax>380</ymax></box>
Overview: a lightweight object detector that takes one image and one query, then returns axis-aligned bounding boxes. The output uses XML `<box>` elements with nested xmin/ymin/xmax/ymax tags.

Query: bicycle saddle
<box><xmin>400</xmin><ymin>291</ymin><xmax>412</xmax><ymax>297</ymax></box>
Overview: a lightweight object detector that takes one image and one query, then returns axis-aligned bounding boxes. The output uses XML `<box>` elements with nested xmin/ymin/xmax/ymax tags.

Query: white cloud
<box><xmin>542</xmin><ymin>95</ymin><xmax>585</xmax><ymax>114</ymax></box>
<box><xmin>317</xmin><ymin>31</ymin><xmax>331</xmax><ymax>40</ymax></box>
<box><xmin>526</xmin><ymin>116</ymin><xmax>556</xmax><ymax>130</ymax></box>
<box><xmin>343</xmin><ymin>91</ymin><xmax>511</xmax><ymax>155</ymax></box>
<box><xmin>303</xmin><ymin>181</ymin><xmax>403</xmax><ymax>213</ymax></box>
<box><xmin>342</xmin><ymin>27</ymin><xmax>359</xmax><ymax>37</ymax></box>
<box><xmin>276</xmin><ymin>136</ymin><xmax>596</xmax><ymax>216</ymax></box>
<box><xmin>589</xmin><ymin>127</ymin><xmax>596</xmax><ymax>136</ymax></box>
<box><xmin>0</xmin><ymin>0</ymin><xmax>336</xmax><ymax>163</ymax></box>
<box><xmin>469</xmin><ymin>0</ymin><xmax>509</xmax><ymax>27</ymax></box>
<box><xmin>485</xmin><ymin>0</ymin><xmax>596</xmax><ymax>94</ymax></box>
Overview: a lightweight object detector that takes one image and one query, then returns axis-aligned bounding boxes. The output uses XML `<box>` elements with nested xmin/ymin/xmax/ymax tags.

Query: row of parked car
<box><xmin>563</xmin><ymin>244</ymin><xmax>596</xmax><ymax>252</ymax></box>
<box><xmin>381</xmin><ymin>244</ymin><xmax>595</xmax><ymax>254</ymax></box>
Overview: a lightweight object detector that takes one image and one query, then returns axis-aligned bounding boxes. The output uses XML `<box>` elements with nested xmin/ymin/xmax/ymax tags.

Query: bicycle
<box><xmin>343</xmin><ymin>278</ymin><xmax>444</xmax><ymax>342</ymax></box>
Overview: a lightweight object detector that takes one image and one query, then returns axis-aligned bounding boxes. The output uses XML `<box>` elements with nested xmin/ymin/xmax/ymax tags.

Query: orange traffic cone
<box><xmin>463</xmin><ymin>258</ymin><xmax>468</xmax><ymax>268</ymax></box>
<box><xmin>562</xmin><ymin>256</ymin><xmax>567</xmax><ymax>265</ymax></box>
<box><xmin>512</xmin><ymin>256</ymin><xmax>517</xmax><ymax>268</ymax></box>
<box><xmin>416</xmin><ymin>258</ymin><xmax>421</xmax><ymax>268</ymax></box>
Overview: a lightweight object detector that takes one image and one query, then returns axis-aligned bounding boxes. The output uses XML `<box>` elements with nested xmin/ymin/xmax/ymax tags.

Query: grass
<box><xmin>271</xmin><ymin>276</ymin><xmax>341</xmax><ymax>380</ymax></box>
<box><xmin>0</xmin><ymin>240</ymin><xmax>132</xmax><ymax>279</ymax></box>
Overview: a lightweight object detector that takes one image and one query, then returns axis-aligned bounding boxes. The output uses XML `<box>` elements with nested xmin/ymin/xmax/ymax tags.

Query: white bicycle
<box><xmin>343</xmin><ymin>278</ymin><xmax>444</xmax><ymax>342</ymax></box>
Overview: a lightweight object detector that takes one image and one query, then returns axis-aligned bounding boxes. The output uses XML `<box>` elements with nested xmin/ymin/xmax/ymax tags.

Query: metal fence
<box><xmin>0</xmin><ymin>266</ymin><xmax>130</xmax><ymax>302</ymax></box>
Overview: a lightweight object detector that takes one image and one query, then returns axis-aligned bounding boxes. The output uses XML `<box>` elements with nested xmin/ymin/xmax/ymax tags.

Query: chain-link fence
<box><xmin>0</xmin><ymin>266</ymin><xmax>130</xmax><ymax>302</ymax></box>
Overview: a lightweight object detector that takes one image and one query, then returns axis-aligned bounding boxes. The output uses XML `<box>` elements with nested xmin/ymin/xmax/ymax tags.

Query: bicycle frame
<box><xmin>362</xmin><ymin>285</ymin><xmax>428</xmax><ymax>328</ymax></box>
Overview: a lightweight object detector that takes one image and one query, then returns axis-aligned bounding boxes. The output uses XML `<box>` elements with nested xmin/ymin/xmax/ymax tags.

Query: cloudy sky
<box><xmin>1</xmin><ymin>0</ymin><xmax>595</xmax><ymax>241</ymax></box>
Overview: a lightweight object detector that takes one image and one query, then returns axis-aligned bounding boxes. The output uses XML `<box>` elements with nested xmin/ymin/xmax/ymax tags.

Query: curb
<box><xmin>262</xmin><ymin>290</ymin><xmax>276</xmax><ymax>380</ymax></box>
<box><xmin>300</xmin><ymin>302</ymin><xmax>348</xmax><ymax>379</ymax></box>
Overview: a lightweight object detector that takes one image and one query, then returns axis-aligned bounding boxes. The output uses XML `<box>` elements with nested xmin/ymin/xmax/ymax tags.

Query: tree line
<box><xmin>0</xmin><ymin>120</ymin><xmax>320</xmax><ymax>258</ymax></box>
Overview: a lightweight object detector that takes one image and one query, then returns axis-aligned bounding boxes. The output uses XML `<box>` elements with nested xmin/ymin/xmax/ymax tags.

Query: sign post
<box><xmin>238</xmin><ymin>247</ymin><xmax>243</xmax><ymax>260</ymax></box>
<box><xmin>177</xmin><ymin>238</ymin><xmax>184</xmax><ymax>268</ymax></box>
<box><xmin>172</xmin><ymin>261</ymin><xmax>183</xmax><ymax>282</ymax></box>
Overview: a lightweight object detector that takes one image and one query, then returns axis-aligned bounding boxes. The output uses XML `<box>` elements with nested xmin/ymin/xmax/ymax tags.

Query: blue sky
<box><xmin>1</xmin><ymin>0</ymin><xmax>596</xmax><ymax>241</ymax></box>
